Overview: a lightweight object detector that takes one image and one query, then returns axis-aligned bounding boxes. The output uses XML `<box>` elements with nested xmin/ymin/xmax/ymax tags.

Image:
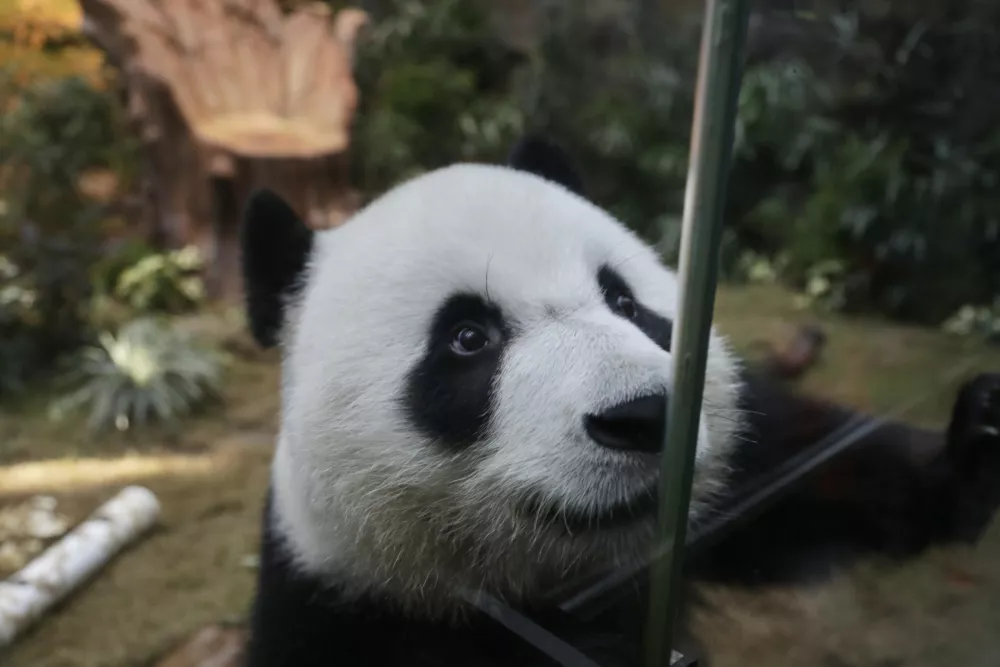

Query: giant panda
<box><xmin>239</xmin><ymin>136</ymin><xmax>1000</xmax><ymax>667</ymax></box>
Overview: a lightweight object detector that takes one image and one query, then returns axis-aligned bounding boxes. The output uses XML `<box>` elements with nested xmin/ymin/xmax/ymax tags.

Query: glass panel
<box><xmin>3</xmin><ymin>2</ymin><xmax>997</xmax><ymax>667</ymax></box>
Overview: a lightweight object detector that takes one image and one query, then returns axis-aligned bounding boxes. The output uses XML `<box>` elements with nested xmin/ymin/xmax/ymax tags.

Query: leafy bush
<box><xmin>0</xmin><ymin>71</ymin><xmax>139</xmax><ymax>391</ymax></box>
<box><xmin>49</xmin><ymin>318</ymin><xmax>224</xmax><ymax>432</ymax></box>
<box><xmin>346</xmin><ymin>3</ymin><xmax>1000</xmax><ymax>329</ymax></box>
<box><xmin>0</xmin><ymin>70</ymin><xmax>142</xmax><ymax>391</ymax></box>
<box><xmin>90</xmin><ymin>240</ymin><xmax>159</xmax><ymax>297</ymax></box>
<box><xmin>509</xmin><ymin>6</ymin><xmax>701</xmax><ymax>253</ymax></box>
<box><xmin>350</xmin><ymin>0</ymin><xmax>526</xmax><ymax>197</ymax></box>
<box><xmin>1</xmin><ymin>73</ymin><xmax>135</xmax><ymax>225</ymax></box>
<box><xmin>112</xmin><ymin>246</ymin><xmax>206</xmax><ymax>314</ymax></box>
<box><xmin>0</xmin><ymin>254</ymin><xmax>43</xmax><ymax>394</ymax></box>
<box><xmin>0</xmin><ymin>239</ymin><xmax>96</xmax><ymax>395</ymax></box>
<box><xmin>732</xmin><ymin>12</ymin><xmax>1000</xmax><ymax>323</ymax></box>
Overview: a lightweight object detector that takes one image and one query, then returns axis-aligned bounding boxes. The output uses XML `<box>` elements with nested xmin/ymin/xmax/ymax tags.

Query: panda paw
<box><xmin>944</xmin><ymin>372</ymin><xmax>1000</xmax><ymax>542</ymax></box>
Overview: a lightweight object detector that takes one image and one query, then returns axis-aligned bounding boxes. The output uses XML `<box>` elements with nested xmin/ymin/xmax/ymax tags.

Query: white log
<box><xmin>0</xmin><ymin>485</ymin><xmax>161</xmax><ymax>647</ymax></box>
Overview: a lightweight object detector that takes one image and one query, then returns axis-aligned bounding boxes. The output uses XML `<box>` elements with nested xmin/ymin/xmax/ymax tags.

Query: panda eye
<box><xmin>613</xmin><ymin>294</ymin><xmax>638</xmax><ymax>320</ymax></box>
<box><xmin>450</xmin><ymin>324</ymin><xmax>490</xmax><ymax>355</ymax></box>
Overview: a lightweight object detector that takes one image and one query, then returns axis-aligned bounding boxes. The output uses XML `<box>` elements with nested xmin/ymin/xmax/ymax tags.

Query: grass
<box><xmin>714</xmin><ymin>284</ymin><xmax>1000</xmax><ymax>424</ymax></box>
<box><xmin>0</xmin><ymin>314</ymin><xmax>279</xmax><ymax>667</ymax></box>
<box><xmin>0</xmin><ymin>283</ymin><xmax>998</xmax><ymax>667</ymax></box>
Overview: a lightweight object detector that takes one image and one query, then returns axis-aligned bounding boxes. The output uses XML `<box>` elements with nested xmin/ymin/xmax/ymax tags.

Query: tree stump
<box><xmin>79</xmin><ymin>0</ymin><xmax>368</xmax><ymax>299</ymax></box>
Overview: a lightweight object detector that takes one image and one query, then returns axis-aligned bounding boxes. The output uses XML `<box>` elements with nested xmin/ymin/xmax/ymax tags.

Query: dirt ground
<box><xmin>1</xmin><ymin>286</ymin><xmax>999</xmax><ymax>667</ymax></box>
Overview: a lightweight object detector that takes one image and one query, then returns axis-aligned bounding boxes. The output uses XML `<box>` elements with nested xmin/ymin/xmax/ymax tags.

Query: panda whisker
<box><xmin>606</xmin><ymin>251</ymin><xmax>646</xmax><ymax>275</ymax></box>
<box><xmin>599</xmin><ymin>239</ymin><xmax>635</xmax><ymax>272</ymax></box>
<box><xmin>484</xmin><ymin>252</ymin><xmax>494</xmax><ymax>303</ymax></box>
<box><xmin>560</xmin><ymin>239</ymin><xmax>635</xmax><ymax>301</ymax></box>
<box><xmin>703</xmin><ymin>413</ymin><xmax>751</xmax><ymax>428</ymax></box>
<box><xmin>560</xmin><ymin>510</ymin><xmax>576</xmax><ymax>537</ymax></box>
<box><xmin>700</xmin><ymin>400</ymin><xmax>760</xmax><ymax>415</ymax></box>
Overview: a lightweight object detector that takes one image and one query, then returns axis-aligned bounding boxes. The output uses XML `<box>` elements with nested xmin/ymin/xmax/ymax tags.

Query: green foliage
<box><xmin>729</xmin><ymin>13</ymin><xmax>1000</xmax><ymax>324</ymax></box>
<box><xmin>1</xmin><ymin>72</ymin><xmax>135</xmax><ymax>227</ymax></box>
<box><xmin>113</xmin><ymin>246</ymin><xmax>206</xmax><ymax>315</ymax></box>
<box><xmin>0</xmin><ymin>254</ymin><xmax>43</xmax><ymax>394</ymax></box>
<box><xmin>49</xmin><ymin>318</ymin><xmax>224</xmax><ymax>432</ymax></box>
<box><xmin>513</xmin><ymin>8</ymin><xmax>701</xmax><ymax>253</ymax></box>
<box><xmin>348</xmin><ymin>3</ymin><xmax>1000</xmax><ymax>329</ymax></box>
<box><xmin>0</xmin><ymin>240</ymin><xmax>95</xmax><ymax>395</ymax></box>
<box><xmin>90</xmin><ymin>240</ymin><xmax>159</xmax><ymax>298</ymax></box>
<box><xmin>0</xmin><ymin>72</ymin><xmax>139</xmax><ymax>392</ymax></box>
<box><xmin>351</xmin><ymin>0</ymin><xmax>525</xmax><ymax>195</ymax></box>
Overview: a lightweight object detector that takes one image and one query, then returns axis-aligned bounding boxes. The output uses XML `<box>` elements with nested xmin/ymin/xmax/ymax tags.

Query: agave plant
<box><xmin>50</xmin><ymin>317</ymin><xmax>224</xmax><ymax>431</ymax></box>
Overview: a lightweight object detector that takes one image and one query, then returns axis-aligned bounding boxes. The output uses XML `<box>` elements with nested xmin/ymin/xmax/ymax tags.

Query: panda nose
<box><xmin>585</xmin><ymin>393</ymin><xmax>668</xmax><ymax>453</ymax></box>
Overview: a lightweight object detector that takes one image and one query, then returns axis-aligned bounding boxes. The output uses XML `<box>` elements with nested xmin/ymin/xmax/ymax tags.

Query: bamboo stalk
<box><xmin>642</xmin><ymin>0</ymin><xmax>751</xmax><ymax>664</ymax></box>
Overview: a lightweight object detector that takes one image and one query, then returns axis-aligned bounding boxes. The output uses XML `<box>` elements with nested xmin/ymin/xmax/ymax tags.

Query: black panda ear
<box><xmin>241</xmin><ymin>188</ymin><xmax>314</xmax><ymax>349</ymax></box>
<box><xmin>506</xmin><ymin>135</ymin><xmax>585</xmax><ymax>196</ymax></box>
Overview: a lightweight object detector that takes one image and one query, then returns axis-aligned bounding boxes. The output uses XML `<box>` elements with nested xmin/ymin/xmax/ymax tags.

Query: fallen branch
<box><xmin>0</xmin><ymin>486</ymin><xmax>161</xmax><ymax>647</ymax></box>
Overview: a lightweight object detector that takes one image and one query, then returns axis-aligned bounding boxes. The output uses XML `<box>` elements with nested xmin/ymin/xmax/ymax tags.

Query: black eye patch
<box><xmin>402</xmin><ymin>293</ymin><xmax>510</xmax><ymax>449</ymax></box>
<box><xmin>597</xmin><ymin>265</ymin><xmax>673</xmax><ymax>352</ymax></box>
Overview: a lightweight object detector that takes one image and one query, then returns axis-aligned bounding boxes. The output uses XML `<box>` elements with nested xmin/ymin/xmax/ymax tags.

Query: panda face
<box><xmin>253</xmin><ymin>154</ymin><xmax>744</xmax><ymax>611</ymax></box>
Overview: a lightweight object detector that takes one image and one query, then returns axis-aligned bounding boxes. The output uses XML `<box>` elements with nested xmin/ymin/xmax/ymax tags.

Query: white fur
<box><xmin>269</xmin><ymin>164</ymin><xmax>745</xmax><ymax>614</ymax></box>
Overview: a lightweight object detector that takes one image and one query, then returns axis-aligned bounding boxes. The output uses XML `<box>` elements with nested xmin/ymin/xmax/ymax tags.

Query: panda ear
<box><xmin>241</xmin><ymin>188</ymin><xmax>314</xmax><ymax>348</ymax></box>
<box><xmin>506</xmin><ymin>135</ymin><xmax>585</xmax><ymax>196</ymax></box>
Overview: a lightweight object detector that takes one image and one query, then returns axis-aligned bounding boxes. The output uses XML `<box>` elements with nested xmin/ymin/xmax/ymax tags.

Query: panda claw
<box><xmin>944</xmin><ymin>373</ymin><xmax>1000</xmax><ymax>542</ymax></box>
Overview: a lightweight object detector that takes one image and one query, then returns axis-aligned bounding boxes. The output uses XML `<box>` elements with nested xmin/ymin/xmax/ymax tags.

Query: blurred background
<box><xmin>1</xmin><ymin>0</ymin><xmax>999</xmax><ymax>665</ymax></box>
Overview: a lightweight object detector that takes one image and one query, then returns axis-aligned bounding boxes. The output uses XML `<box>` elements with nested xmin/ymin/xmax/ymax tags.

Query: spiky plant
<box><xmin>50</xmin><ymin>317</ymin><xmax>224</xmax><ymax>431</ymax></box>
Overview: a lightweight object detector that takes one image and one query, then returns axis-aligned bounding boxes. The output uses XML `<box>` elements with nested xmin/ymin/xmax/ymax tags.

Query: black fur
<box><xmin>245</xmin><ymin>492</ymin><xmax>648</xmax><ymax>667</ymax></box>
<box><xmin>597</xmin><ymin>264</ymin><xmax>674</xmax><ymax>352</ymax></box>
<box><xmin>241</xmin><ymin>189</ymin><xmax>314</xmax><ymax>348</ymax></box>
<box><xmin>692</xmin><ymin>369</ymin><xmax>1000</xmax><ymax>585</ymax></box>
<box><xmin>507</xmin><ymin>135</ymin><xmax>586</xmax><ymax>196</ymax></box>
<box><xmin>403</xmin><ymin>293</ymin><xmax>511</xmax><ymax>449</ymax></box>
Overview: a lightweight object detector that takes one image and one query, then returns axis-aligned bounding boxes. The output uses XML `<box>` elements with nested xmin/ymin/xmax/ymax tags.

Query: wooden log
<box><xmin>0</xmin><ymin>486</ymin><xmax>161</xmax><ymax>647</ymax></box>
<box><xmin>154</xmin><ymin>625</ymin><xmax>247</xmax><ymax>667</ymax></box>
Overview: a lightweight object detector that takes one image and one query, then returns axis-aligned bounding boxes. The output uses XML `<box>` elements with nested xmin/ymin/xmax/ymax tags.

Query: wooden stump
<box><xmin>78</xmin><ymin>0</ymin><xmax>368</xmax><ymax>300</ymax></box>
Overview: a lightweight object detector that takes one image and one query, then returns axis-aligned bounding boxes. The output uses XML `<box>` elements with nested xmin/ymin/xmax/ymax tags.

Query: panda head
<box><xmin>241</xmin><ymin>137</ymin><xmax>745</xmax><ymax>614</ymax></box>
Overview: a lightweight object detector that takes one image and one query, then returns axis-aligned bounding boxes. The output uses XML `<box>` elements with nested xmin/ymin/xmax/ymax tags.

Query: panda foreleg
<box><xmin>794</xmin><ymin>371</ymin><xmax>1000</xmax><ymax>552</ymax></box>
<box><xmin>693</xmin><ymin>371</ymin><xmax>1000</xmax><ymax>584</ymax></box>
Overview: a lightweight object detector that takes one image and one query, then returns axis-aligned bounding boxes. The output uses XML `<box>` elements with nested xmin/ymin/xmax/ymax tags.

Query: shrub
<box><xmin>112</xmin><ymin>245</ymin><xmax>206</xmax><ymax>315</ymax></box>
<box><xmin>49</xmin><ymin>318</ymin><xmax>224</xmax><ymax>432</ymax></box>
<box><xmin>510</xmin><ymin>6</ymin><xmax>701</xmax><ymax>253</ymax></box>
<box><xmin>0</xmin><ymin>239</ymin><xmax>96</xmax><ymax>395</ymax></box>
<box><xmin>350</xmin><ymin>0</ymin><xmax>526</xmax><ymax>196</ymax></box>
<box><xmin>0</xmin><ymin>254</ymin><xmax>43</xmax><ymax>394</ymax></box>
<box><xmin>0</xmin><ymin>72</ymin><xmax>138</xmax><ymax>391</ymax></box>
<box><xmin>89</xmin><ymin>239</ymin><xmax>159</xmax><ymax>297</ymax></box>
<box><xmin>730</xmin><ymin>12</ymin><xmax>1000</xmax><ymax>324</ymax></box>
<box><xmin>344</xmin><ymin>3</ymin><xmax>1000</xmax><ymax>328</ymax></box>
<box><xmin>1</xmin><ymin>73</ymin><xmax>135</xmax><ymax>225</ymax></box>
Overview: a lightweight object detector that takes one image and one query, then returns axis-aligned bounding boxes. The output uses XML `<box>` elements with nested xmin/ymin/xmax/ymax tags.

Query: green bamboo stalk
<box><xmin>642</xmin><ymin>0</ymin><xmax>751</xmax><ymax>665</ymax></box>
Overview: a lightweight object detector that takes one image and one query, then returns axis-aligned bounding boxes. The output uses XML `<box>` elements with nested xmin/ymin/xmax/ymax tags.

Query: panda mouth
<box><xmin>521</xmin><ymin>487</ymin><xmax>659</xmax><ymax>532</ymax></box>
